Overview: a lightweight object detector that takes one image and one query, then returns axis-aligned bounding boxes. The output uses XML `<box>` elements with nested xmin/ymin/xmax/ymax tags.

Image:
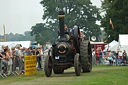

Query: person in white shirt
<box><xmin>17</xmin><ymin>45</ymin><xmax>24</xmax><ymax>74</ymax></box>
<box><xmin>40</xmin><ymin>45</ymin><xmax>45</xmax><ymax>70</ymax></box>
<box><xmin>92</xmin><ymin>50</ymin><xmax>96</xmax><ymax>65</ymax></box>
<box><xmin>119</xmin><ymin>50</ymin><xmax>123</xmax><ymax>60</ymax></box>
<box><xmin>0</xmin><ymin>45</ymin><xmax>5</xmax><ymax>53</ymax></box>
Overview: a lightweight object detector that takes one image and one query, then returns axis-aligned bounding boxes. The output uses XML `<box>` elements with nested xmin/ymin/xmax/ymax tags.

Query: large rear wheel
<box><xmin>44</xmin><ymin>55</ymin><xmax>52</xmax><ymax>77</ymax></box>
<box><xmin>73</xmin><ymin>27</ymin><xmax>80</xmax><ymax>53</ymax></box>
<box><xmin>80</xmin><ymin>40</ymin><xmax>92</xmax><ymax>72</ymax></box>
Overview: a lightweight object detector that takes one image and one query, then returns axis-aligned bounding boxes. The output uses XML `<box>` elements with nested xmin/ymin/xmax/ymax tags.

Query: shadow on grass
<box><xmin>51</xmin><ymin>71</ymin><xmax>76</xmax><ymax>77</ymax></box>
<box><xmin>50</xmin><ymin>70</ymin><xmax>90</xmax><ymax>77</ymax></box>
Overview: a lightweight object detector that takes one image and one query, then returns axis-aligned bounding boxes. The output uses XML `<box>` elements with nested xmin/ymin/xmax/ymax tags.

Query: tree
<box><xmin>24</xmin><ymin>31</ymin><xmax>35</xmax><ymax>41</ymax></box>
<box><xmin>40</xmin><ymin>0</ymin><xmax>101</xmax><ymax>41</ymax></box>
<box><xmin>101</xmin><ymin>0</ymin><xmax>128</xmax><ymax>42</ymax></box>
<box><xmin>30</xmin><ymin>23</ymin><xmax>58</xmax><ymax>45</ymax></box>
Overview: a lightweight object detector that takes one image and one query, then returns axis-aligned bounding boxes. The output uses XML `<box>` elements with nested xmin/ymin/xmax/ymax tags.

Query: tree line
<box><xmin>0</xmin><ymin>31</ymin><xmax>35</xmax><ymax>42</ymax></box>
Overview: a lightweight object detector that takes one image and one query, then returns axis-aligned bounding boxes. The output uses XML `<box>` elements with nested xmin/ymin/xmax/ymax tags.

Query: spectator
<box><xmin>29</xmin><ymin>47</ymin><xmax>33</xmax><ymax>55</ymax></box>
<box><xmin>21</xmin><ymin>47</ymin><xmax>25</xmax><ymax>68</ymax></box>
<box><xmin>11</xmin><ymin>47</ymin><xmax>16</xmax><ymax>53</ymax></box>
<box><xmin>0</xmin><ymin>49</ymin><xmax>8</xmax><ymax>73</ymax></box>
<box><xmin>126</xmin><ymin>56</ymin><xmax>128</xmax><ymax>64</ymax></box>
<box><xmin>92</xmin><ymin>50</ymin><xmax>96</xmax><ymax>65</ymax></box>
<box><xmin>7</xmin><ymin>49</ymin><xmax>13</xmax><ymax>75</ymax></box>
<box><xmin>21</xmin><ymin>47</ymin><xmax>25</xmax><ymax>56</ymax></box>
<box><xmin>109</xmin><ymin>51</ymin><xmax>115</xmax><ymax>65</ymax></box>
<box><xmin>39</xmin><ymin>45</ymin><xmax>45</xmax><ymax>70</ymax></box>
<box><xmin>17</xmin><ymin>45</ymin><xmax>24</xmax><ymax>74</ymax></box>
<box><xmin>24</xmin><ymin>48</ymin><xmax>31</xmax><ymax>56</ymax></box>
<box><xmin>12</xmin><ymin>50</ymin><xmax>17</xmax><ymax>72</ymax></box>
<box><xmin>119</xmin><ymin>50</ymin><xmax>123</xmax><ymax>60</ymax></box>
<box><xmin>95</xmin><ymin>50</ymin><xmax>99</xmax><ymax>65</ymax></box>
<box><xmin>80</xmin><ymin>31</ymin><xmax>85</xmax><ymax>41</ymax></box>
<box><xmin>122</xmin><ymin>50</ymin><xmax>127</xmax><ymax>65</ymax></box>
<box><xmin>0</xmin><ymin>45</ymin><xmax>5</xmax><ymax>52</ymax></box>
<box><xmin>106</xmin><ymin>49</ymin><xmax>110</xmax><ymax>57</ymax></box>
<box><xmin>116</xmin><ymin>50</ymin><xmax>119</xmax><ymax>65</ymax></box>
<box><xmin>107</xmin><ymin>54</ymin><xmax>113</xmax><ymax>65</ymax></box>
<box><xmin>11</xmin><ymin>47</ymin><xmax>17</xmax><ymax>72</ymax></box>
<box><xmin>64</xmin><ymin>24</ymin><xmax>70</xmax><ymax>32</ymax></box>
<box><xmin>31</xmin><ymin>48</ymin><xmax>36</xmax><ymax>55</ymax></box>
<box><xmin>27</xmin><ymin>48</ymin><xmax>31</xmax><ymax>55</ymax></box>
<box><xmin>25</xmin><ymin>48</ymin><xmax>28</xmax><ymax>55</ymax></box>
<box><xmin>99</xmin><ymin>49</ymin><xmax>102</xmax><ymax>64</ymax></box>
<box><xmin>36</xmin><ymin>48</ymin><xmax>41</xmax><ymax>70</ymax></box>
<box><xmin>117</xmin><ymin>57</ymin><xmax>122</xmax><ymax>65</ymax></box>
<box><xmin>109</xmin><ymin>51</ymin><xmax>114</xmax><ymax>58</ymax></box>
<box><xmin>102</xmin><ymin>51</ymin><xmax>107</xmax><ymax>64</ymax></box>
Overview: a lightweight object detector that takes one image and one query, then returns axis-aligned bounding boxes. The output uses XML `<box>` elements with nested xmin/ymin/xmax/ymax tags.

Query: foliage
<box><xmin>30</xmin><ymin>23</ymin><xmax>58</xmax><ymax>45</ymax></box>
<box><xmin>101</xmin><ymin>0</ymin><xmax>128</xmax><ymax>42</ymax></box>
<box><xmin>0</xmin><ymin>31</ymin><xmax>35</xmax><ymax>41</ymax></box>
<box><xmin>36</xmin><ymin>0</ymin><xmax>101</xmax><ymax>41</ymax></box>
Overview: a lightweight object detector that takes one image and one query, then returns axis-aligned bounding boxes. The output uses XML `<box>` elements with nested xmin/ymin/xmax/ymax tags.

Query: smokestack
<box><xmin>58</xmin><ymin>11</ymin><xmax>65</xmax><ymax>41</ymax></box>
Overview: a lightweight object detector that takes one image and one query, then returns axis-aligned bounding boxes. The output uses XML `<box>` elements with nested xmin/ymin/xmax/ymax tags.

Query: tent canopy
<box><xmin>109</xmin><ymin>43</ymin><xmax>119</xmax><ymax>52</ymax></box>
<box><xmin>119</xmin><ymin>34</ymin><xmax>128</xmax><ymax>46</ymax></box>
<box><xmin>0</xmin><ymin>41</ymin><xmax>31</xmax><ymax>49</ymax></box>
<box><xmin>118</xmin><ymin>34</ymin><xmax>128</xmax><ymax>52</ymax></box>
<box><xmin>103</xmin><ymin>34</ymin><xmax>128</xmax><ymax>52</ymax></box>
<box><xmin>105</xmin><ymin>40</ymin><xmax>118</xmax><ymax>48</ymax></box>
<box><xmin>104</xmin><ymin>40</ymin><xmax>118</xmax><ymax>51</ymax></box>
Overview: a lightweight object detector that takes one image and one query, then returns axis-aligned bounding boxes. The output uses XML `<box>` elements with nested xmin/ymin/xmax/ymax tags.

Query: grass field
<box><xmin>0</xmin><ymin>65</ymin><xmax>128</xmax><ymax>85</ymax></box>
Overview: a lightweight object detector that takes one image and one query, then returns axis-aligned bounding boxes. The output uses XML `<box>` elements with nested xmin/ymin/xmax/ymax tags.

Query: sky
<box><xmin>0</xmin><ymin>0</ymin><xmax>101</xmax><ymax>35</ymax></box>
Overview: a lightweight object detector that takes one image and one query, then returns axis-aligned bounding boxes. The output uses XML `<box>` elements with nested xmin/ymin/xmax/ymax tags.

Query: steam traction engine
<box><xmin>44</xmin><ymin>11</ymin><xmax>92</xmax><ymax>77</ymax></box>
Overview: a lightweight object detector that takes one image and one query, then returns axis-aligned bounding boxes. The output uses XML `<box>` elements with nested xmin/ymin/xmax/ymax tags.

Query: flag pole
<box><xmin>3</xmin><ymin>24</ymin><xmax>6</xmax><ymax>42</ymax></box>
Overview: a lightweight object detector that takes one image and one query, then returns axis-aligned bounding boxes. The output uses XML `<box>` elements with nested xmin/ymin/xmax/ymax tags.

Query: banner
<box><xmin>25</xmin><ymin>55</ymin><xmax>37</xmax><ymax>76</ymax></box>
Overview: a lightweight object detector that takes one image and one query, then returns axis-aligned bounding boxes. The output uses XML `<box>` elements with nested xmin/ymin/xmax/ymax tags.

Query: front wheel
<box><xmin>44</xmin><ymin>55</ymin><xmax>52</xmax><ymax>77</ymax></box>
<box><xmin>74</xmin><ymin>53</ymin><xmax>81</xmax><ymax>76</ymax></box>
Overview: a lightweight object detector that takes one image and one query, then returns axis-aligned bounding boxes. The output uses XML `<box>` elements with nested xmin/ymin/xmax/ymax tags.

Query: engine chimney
<box><xmin>58</xmin><ymin>11</ymin><xmax>65</xmax><ymax>41</ymax></box>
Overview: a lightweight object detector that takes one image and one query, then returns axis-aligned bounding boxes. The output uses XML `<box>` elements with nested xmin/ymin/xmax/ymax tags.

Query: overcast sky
<box><xmin>0</xmin><ymin>0</ymin><xmax>101</xmax><ymax>35</ymax></box>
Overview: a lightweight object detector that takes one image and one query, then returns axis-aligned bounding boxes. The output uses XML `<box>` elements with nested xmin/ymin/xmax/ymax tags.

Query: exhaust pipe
<box><xmin>58</xmin><ymin>11</ymin><xmax>65</xmax><ymax>41</ymax></box>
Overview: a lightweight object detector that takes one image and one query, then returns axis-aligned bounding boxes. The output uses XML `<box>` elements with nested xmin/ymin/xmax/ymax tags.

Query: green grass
<box><xmin>0</xmin><ymin>66</ymin><xmax>128</xmax><ymax>85</ymax></box>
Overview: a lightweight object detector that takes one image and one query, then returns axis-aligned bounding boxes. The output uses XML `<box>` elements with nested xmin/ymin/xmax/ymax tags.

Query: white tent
<box><xmin>104</xmin><ymin>40</ymin><xmax>118</xmax><ymax>51</ymax></box>
<box><xmin>118</xmin><ymin>34</ymin><xmax>128</xmax><ymax>52</ymax></box>
<box><xmin>104</xmin><ymin>34</ymin><xmax>128</xmax><ymax>52</ymax></box>
<box><xmin>119</xmin><ymin>34</ymin><xmax>128</xmax><ymax>46</ymax></box>
<box><xmin>109</xmin><ymin>43</ymin><xmax>119</xmax><ymax>52</ymax></box>
<box><xmin>0</xmin><ymin>41</ymin><xmax>31</xmax><ymax>49</ymax></box>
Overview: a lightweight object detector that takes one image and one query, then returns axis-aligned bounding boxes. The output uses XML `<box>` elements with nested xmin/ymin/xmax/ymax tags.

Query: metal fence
<box><xmin>0</xmin><ymin>57</ymin><xmax>24</xmax><ymax>78</ymax></box>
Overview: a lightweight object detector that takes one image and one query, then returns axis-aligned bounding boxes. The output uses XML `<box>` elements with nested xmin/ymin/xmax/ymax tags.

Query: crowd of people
<box><xmin>0</xmin><ymin>43</ymin><xmax>128</xmax><ymax>78</ymax></box>
<box><xmin>0</xmin><ymin>44</ymin><xmax>48</xmax><ymax>77</ymax></box>
<box><xmin>92</xmin><ymin>48</ymin><xmax>128</xmax><ymax>66</ymax></box>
